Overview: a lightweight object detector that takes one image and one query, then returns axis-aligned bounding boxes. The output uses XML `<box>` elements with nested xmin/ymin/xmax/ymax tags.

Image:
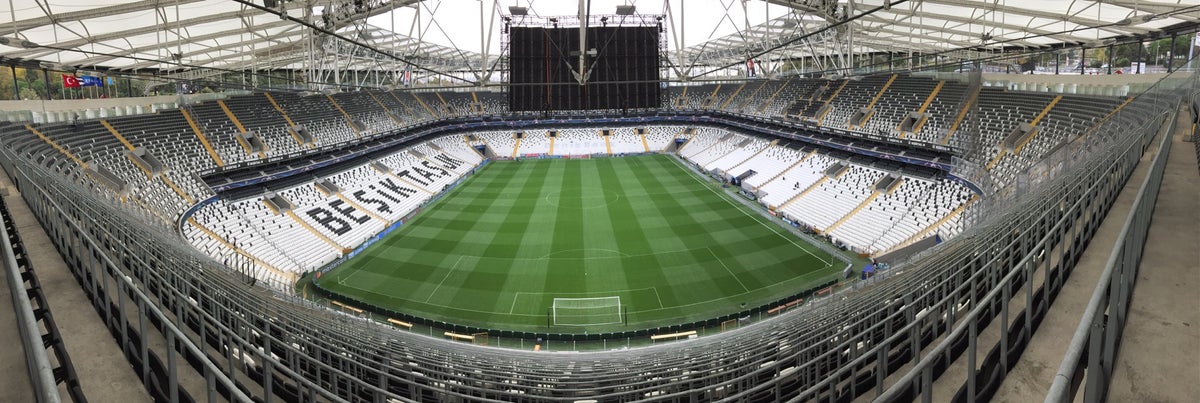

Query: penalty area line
<box><xmin>424</xmin><ymin>255</ymin><xmax>466</xmax><ymax>303</ymax></box>
<box><xmin>708</xmin><ymin>247</ymin><xmax>750</xmax><ymax>292</ymax></box>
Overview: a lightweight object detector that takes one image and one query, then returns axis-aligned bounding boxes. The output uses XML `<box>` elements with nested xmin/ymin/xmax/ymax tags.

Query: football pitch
<box><xmin>318</xmin><ymin>154</ymin><xmax>842</xmax><ymax>332</ymax></box>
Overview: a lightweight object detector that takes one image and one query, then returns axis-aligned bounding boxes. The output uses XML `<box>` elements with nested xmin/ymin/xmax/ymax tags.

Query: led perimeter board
<box><xmin>508</xmin><ymin>25</ymin><xmax>661</xmax><ymax>112</ymax></box>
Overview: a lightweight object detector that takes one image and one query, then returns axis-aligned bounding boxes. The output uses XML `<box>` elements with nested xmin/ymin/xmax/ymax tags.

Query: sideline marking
<box><xmin>670</xmin><ymin>156</ymin><xmax>836</xmax><ymax>268</ymax></box>
<box><xmin>708</xmin><ymin>247</ymin><xmax>750</xmax><ymax>292</ymax></box>
<box><xmin>424</xmin><ymin>255</ymin><xmax>466</xmax><ymax>303</ymax></box>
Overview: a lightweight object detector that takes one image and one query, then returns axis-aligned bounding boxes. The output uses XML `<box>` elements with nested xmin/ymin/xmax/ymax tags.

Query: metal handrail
<box><xmin>1</xmin><ymin>201</ymin><xmax>61</xmax><ymax>403</ymax></box>
<box><xmin>872</xmin><ymin>99</ymin><xmax>1178</xmax><ymax>401</ymax></box>
<box><xmin>1046</xmin><ymin>87</ymin><xmax>1189</xmax><ymax>403</ymax></box>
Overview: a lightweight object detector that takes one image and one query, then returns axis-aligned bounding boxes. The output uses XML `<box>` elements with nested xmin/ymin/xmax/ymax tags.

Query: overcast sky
<box><xmin>366</xmin><ymin>0</ymin><xmax>796</xmax><ymax>55</ymax></box>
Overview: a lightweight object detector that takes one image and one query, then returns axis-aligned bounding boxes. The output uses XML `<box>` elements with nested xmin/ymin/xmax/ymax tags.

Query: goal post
<box><xmin>551</xmin><ymin>296</ymin><xmax>623</xmax><ymax>326</ymax></box>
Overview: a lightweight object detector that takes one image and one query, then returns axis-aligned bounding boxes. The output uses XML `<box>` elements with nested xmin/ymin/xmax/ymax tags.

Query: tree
<box><xmin>18</xmin><ymin>86</ymin><xmax>40</xmax><ymax>100</ymax></box>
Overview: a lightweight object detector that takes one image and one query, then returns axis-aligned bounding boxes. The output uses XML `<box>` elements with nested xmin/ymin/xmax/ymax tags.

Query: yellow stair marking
<box><xmin>758</xmin><ymin>150</ymin><xmax>816</xmax><ymax>191</ymax></box>
<box><xmin>188</xmin><ymin>218</ymin><xmax>296</xmax><ymax>282</ymax></box>
<box><xmin>333</xmin><ymin>192</ymin><xmax>389</xmax><ymax>223</ymax></box>
<box><xmin>900</xmin><ymin>81</ymin><xmax>945</xmax><ymax>139</ymax></box>
<box><xmin>388</xmin><ymin>90</ymin><xmax>417</xmax><ymax>116</ymax></box>
<box><xmin>703</xmin><ymin>84</ymin><xmax>722</xmax><ymax>109</ymax></box>
<box><xmin>758</xmin><ymin>78</ymin><xmax>791</xmax><ymax>114</ymax></box>
<box><xmin>987</xmin><ymin>95</ymin><xmax>1064</xmax><ymax>171</ymax></box>
<box><xmin>985</xmin><ymin>150</ymin><xmax>1006</xmax><ymax>171</ymax></box>
<box><xmin>105</xmin><ymin>121</ymin><xmax>156</xmax><ymax>178</ymax></box>
<box><xmin>916</xmin><ymin>81</ymin><xmax>945</xmax><ymax>114</ymax></box>
<box><xmin>234</xmin><ymin>133</ymin><xmax>255</xmax><ymax>157</ymax></box>
<box><xmin>866</xmin><ymin>74</ymin><xmax>898</xmax><ymax>109</ymax></box>
<box><xmin>368</xmin><ymin>92</ymin><xmax>403</xmax><ymax>126</ymax></box>
<box><xmin>719</xmin><ymin>82</ymin><xmax>747</xmax><ymax>110</ymax></box>
<box><xmin>463</xmin><ymin>135</ymin><xmax>486</xmax><ymax>159</ymax></box>
<box><xmin>700</xmin><ymin>141</ymin><xmax>740</xmax><ymax>166</ymax></box>
<box><xmin>941</xmin><ymin>85</ymin><xmax>982</xmax><ymax>144</ymax></box>
<box><xmin>603</xmin><ymin>131</ymin><xmax>612</xmax><ymax>155</ymax></box>
<box><xmin>1028</xmin><ymin>95</ymin><xmax>1063</xmax><ymax>127</ymax></box>
<box><xmin>128</xmin><ymin>194</ymin><xmax>170</xmax><ymax>222</ymax></box>
<box><xmin>126</xmin><ymin>154</ymin><xmax>154</xmax><ymax>179</ymax></box>
<box><xmin>728</xmin><ymin>139</ymin><xmax>779</xmax><ymax>173</ymax></box>
<box><xmin>640</xmin><ymin>131</ymin><xmax>650</xmax><ymax>152</ymax></box>
<box><xmin>823</xmin><ymin>190</ymin><xmax>882</xmax><ymax>235</ymax></box>
<box><xmin>668</xmin><ymin>128</ymin><xmax>697</xmax><ymax>152</ymax></box>
<box><xmin>511</xmin><ymin>134</ymin><xmax>522</xmax><ymax>158</ymax></box>
<box><xmin>685</xmin><ymin>136</ymin><xmax>726</xmax><ymax>161</ymax></box>
<box><xmin>815</xmin><ymin>80</ymin><xmax>850</xmax><ymax>125</ymax></box>
<box><xmin>883</xmin><ymin>195</ymin><xmax>979</xmax><ymax>256</ymax></box>
<box><xmin>222</xmin><ymin>100</ymin><xmax>268</xmax><ymax>157</ymax></box>
<box><xmin>736</xmin><ymin>81</ymin><xmax>768</xmax><ymax>112</ymax></box>
<box><xmin>161</xmin><ymin>176</ymin><xmax>194</xmax><ymax>204</ymax></box>
<box><xmin>1011</xmin><ymin>95</ymin><xmax>1063</xmax><ymax>154</ymax></box>
<box><xmin>101</xmin><ymin>120</ymin><xmax>136</xmax><ymax>151</ymax></box>
<box><xmin>470</xmin><ymin>92</ymin><xmax>482</xmax><ymax>114</ymax></box>
<box><xmin>1080</xmin><ymin>97</ymin><xmax>1135</xmax><ymax>140</ymax></box>
<box><xmin>179</xmin><ymin>109</ymin><xmax>225</xmax><ymax>167</ymax></box>
<box><xmin>325</xmin><ymin>95</ymin><xmax>361</xmax><ymax>137</ymax></box>
<box><xmin>263</xmin><ymin>93</ymin><xmax>296</xmax><ymax>125</ymax></box>
<box><xmin>941</xmin><ymin>98</ymin><xmax>975</xmax><ymax>144</ymax></box>
<box><xmin>264</xmin><ymin>92</ymin><xmax>311</xmax><ymax>149</ymax></box>
<box><xmin>778</xmin><ymin>176</ymin><xmax>828</xmax><ymax>210</ymax></box>
<box><xmin>217</xmin><ymin>100</ymin><xmax>248</xmax><ymax>134</ymax></box>
<box><xmin>386</xmin><ymin>171</ymin><xmax>435</xmax><ymax>194</ymax></box>
<box><xmin>849</xmin><ymin>74</ymin><xmax>898</xmax><ymax>129</ymax></box>
<box><xmin>434</xmin><ymin>92</ymin><xmax>450</xmax><ymax>115</ymax></box>
<box><xmin>285</xmin><ymin>210</ymin><xmax>350</xmax><ymax>253</ymax></box>
<box><xmin>548</xmin><ymin>133</ymin><xmax>556</xmax><ymax>155</ymax></box>
<box><xmin>410</xmin><ymin>92</ymin><xmax>439</xmax><ymax>119</ymax></box>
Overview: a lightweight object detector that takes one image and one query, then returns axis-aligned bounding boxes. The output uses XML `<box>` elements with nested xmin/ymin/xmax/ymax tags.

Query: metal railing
<box><xmin>1047</xmin><ymin>70</ymin><xmax>1199</xmax><ymax>403</ymax></box>
<box><xmin>0</xmin><ymin>66</ymin><xmax>1193</xmax><ymax>402</ymax></box>
<box><xmin>1</xmin><ymin>199</ymin><xmax>59</xmax><ymax>402</ymax></box>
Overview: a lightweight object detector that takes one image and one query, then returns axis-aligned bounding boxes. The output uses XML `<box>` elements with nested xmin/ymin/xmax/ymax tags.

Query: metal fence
<box><xmin>0</xmin><ymin>67</ymin><xmax>1192</xmax><ymax>402</ymax></box>
<box><xmin>1047</xmin><ymin>67</ymin><xmax>1200</xmax><ymax>403</ymax></box>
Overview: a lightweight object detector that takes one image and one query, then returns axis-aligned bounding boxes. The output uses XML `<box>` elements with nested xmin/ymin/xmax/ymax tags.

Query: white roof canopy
<box><xmin>1</xmin><ymin>0</ymin><xmax>1197</xmax><ymax>81</ymax></box>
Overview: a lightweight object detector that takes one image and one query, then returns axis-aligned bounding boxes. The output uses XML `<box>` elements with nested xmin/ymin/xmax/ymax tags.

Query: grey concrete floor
<box><xmin>0</xmin><ymin>167</ymin><xmax>151</xmax><ymax>403</ymax></box>
<box><xmin>0</xmin><ymin>186</ymin><xmax>35</xmax><ymax>403</ymax></box>
<box><xmin>993</xmin><ymin>108</ymin><xmax>1199</xmax><ymax>402</ymax></box>
<box><xmin>1107</xmin><ymin>117</ymin><xmax>1200</xmax><ymax>402</ymax></box>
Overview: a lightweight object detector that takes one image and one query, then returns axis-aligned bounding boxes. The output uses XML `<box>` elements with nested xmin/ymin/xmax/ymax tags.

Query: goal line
<box><xmin>550</xmin><ymin>296</ymin><xmax>624</xmax><ymax>327</ymax></box>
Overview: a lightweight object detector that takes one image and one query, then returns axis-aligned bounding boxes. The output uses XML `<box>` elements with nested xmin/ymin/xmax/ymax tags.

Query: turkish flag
<box><xmin>62</xmin><ymin>75</ymin><xmax>80</xmax><ymax>88</ymax></box>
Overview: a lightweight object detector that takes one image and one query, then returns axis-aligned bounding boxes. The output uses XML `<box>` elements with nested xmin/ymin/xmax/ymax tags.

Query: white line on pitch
<box><xmin>652</xmin><ymin>287</ymin><xmax>665</xmax><ymax>309</ymax></box>
<box><xmin>708</xmin><ymin>247</ymin><xmax>749</xmax><ymax>292</ymax></box>
<box><xmin>508</xmin><ymin>292</ymin><xmax>520</xmax><ymax>314</ymax></box>
<box><xmin>424</xmin><ymin>255</ymin><xmax>465</xmax><ymax>303</ymax></box>
<box><xmin>675</xmin><ymin>157</ymin><xmax>835</xmax><ymax>267</ymax></box>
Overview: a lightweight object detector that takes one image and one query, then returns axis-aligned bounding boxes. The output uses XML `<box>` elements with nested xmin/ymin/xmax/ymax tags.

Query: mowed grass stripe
<box><xmin>431</xmin><ymin>161</ymin><xmax>552</xmax><ymax>324</ymax></box>
<box><xmin>320</xmin><ymin>155</ymin><xmax>841</xmax><ymax>332</ymax></box>
<box><xmin>628</xmin><ymin>157</ymin><xmax>751</xmax><ymax>300</ymax></box>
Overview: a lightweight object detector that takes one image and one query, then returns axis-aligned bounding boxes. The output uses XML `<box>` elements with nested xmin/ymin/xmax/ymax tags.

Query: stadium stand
<box><xmin>0</xmin><ymin>66</ymin><xmax>1188</xmax><ymax>402</ymax></box>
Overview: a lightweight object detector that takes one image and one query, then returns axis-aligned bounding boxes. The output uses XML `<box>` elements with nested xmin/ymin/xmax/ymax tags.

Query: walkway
<box><xmin>992</xmin><ymin>105</ymin><xmax>1198</xmax><ymax>401</ymax></box>
<box><xmin>0</xmin><ymin>167</ymin><xmax>151</xmax><ymax>403</ymax></box>
<box><xmin>1107</xmin><ymin>111</ymin><xmax>1200</xmax><ymax>401</ymax></box>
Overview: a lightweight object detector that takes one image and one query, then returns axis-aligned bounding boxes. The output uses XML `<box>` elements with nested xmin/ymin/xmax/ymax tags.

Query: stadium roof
<box><xmin>1</xmin><ymin>0</ymin><xmax>1197</xmax><ymax>81</ymax></box>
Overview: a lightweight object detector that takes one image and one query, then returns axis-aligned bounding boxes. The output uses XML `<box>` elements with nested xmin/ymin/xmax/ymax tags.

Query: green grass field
<box><xmin>318</xmin><ymin>154</ymin><xmax>842</xmax><ymax>332</ymax></box>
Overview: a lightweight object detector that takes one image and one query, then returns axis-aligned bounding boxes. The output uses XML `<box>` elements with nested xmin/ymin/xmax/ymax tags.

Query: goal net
<box><xmin>551</xmin><ymin>297</ymin><xmax>623</xmax><ymax>326</ymax></box>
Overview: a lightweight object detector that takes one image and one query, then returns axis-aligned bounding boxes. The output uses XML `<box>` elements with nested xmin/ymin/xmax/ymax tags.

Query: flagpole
<box><xmin>1189</xmin><ymin>32</ymin><xmax>1197</xmax><ymax>70</ymax></box>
